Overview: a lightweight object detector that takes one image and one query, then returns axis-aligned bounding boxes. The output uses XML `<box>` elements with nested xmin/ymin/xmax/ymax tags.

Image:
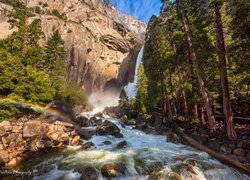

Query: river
<box><xmin>4</xmin><ymin>115</ymin><xmax>250</xmax><ymax>180</ymax></box>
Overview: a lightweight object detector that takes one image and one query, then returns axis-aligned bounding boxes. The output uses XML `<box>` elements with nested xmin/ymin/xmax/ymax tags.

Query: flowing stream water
<box><xmin>6</xmin><ymin>115</ymin><xmax>250</xmax><ymax>180</ymax></box>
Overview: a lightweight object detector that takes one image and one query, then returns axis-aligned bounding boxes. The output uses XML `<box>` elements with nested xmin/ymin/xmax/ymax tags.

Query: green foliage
<box><xmin>0</xmin><ymin>4</ymin><xmax>88</xmax><ymax>120</ymax></box>
<box><xmin>0</xmin><ymin>49</ymin><xmax>23</xmax><ymax>96</ymax></box>
<box><xmin>51</xmin><ymin>9</ymin><xmax>67</xmax><ymax>21</ymax></box>
<box><xmin>135</xmin><ymin>64</ymin><xmax>148</xmax><ymax>113</ymax></box>
<box><xmin>119</xmin><ymin>89</ymin><xmax>129</xmax><ymax>108</ymax></box>
<box><xmin>58</xmin><ymin>81</ymin><xmax>87</xmax><ymax>108</ymax></box>
<box><xmin>0</xmin><ymin>0</ymin><xmax>24</xmax><ymax>8</ymax></box>
<box><xmin>13</xmin><ymin>66</ymin><xmax>56</xmax><ymax>103</ymax></box>
<box><xmin>0</xmin><ymin>100</ymin><xmax>20</xmax><ymax>121</ymax></box>
<box><xmin>137</xmin><ymin>0</ymin><xmax>249</xmax><ymax>120</ymax></box>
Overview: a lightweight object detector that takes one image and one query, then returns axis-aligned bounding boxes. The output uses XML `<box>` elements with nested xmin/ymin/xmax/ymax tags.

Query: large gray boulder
<box><xmin>96</xmin><ymin>120</ymin><xmax>120</xmax><ymax>136</ymax></box>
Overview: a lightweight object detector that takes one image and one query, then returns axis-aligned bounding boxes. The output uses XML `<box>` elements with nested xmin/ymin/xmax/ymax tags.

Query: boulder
<box><xmin>71</xmin><ymin>135</ymin><xmax>82</xmax><ymax>146</ymax></box>
<box><xmin>76</xmin><ymin>116</ymin><xmax>89</xmax><ymax>127</ymax></box>
<box><xmin>247</xmin><ymin>151</ymin><xmax>250</xmax><ymax>161</ymax></box>
<box><xmin>82</xmin><ymin>142</ymin><xmax>95</xmax><ymax>150</ymax></box>
<box><xmin>0</xmin><ymin>121</ymin><xmax>12</xmax><ymax>137</ymax></box>
<box><xmin>6</xmin><ymin>157</ymin><xmax>22</xmax><ymax>167</ymax></box>
<box><xmin>0</xmin><ymin>150</ymin><xmax>9</xmax><ymax>163</ymax></box>
<box><xmin>233</xmin><ymin>148</ymin><xmax>246</xmax><ymax>156</ymax></box>
<box><xmin>94</xmin><ymin>112</ymin><xmax>104</xmax><ymax>118</ymax></box>
<box><xmin>114</xmin><ymin>133</ymin><xmax>124</xmax><ymax>138</ymax></box>
<box><xmin>23</xmin><ymin>120</ymin><xmax>46</xmax><ymax>139</ymax></box>
<box><xmin>120</xmin><ymin>115</ymin><xmax>127</xmax><ymax>126</ymax></box>
<box><xmin>126</xmin><ymin>119</ymin><xmax>136</xmax><ymax>125</ymax></box>
<box><xmin>96</xmin><ymin>120</ymin><xmax>120</xmax><ymax>136</ymax></box>
<box><xmin>103</xmin><ymin>141</ymin><xmax>112</xmax><ymax>145</ymax></box>
<box><xmin>166</xmin><ymin>131</ymin><xmax>182</xmax><ymax>144</ymax></box>
<box><xmin>220</xmin><ymin>145</ymin><xmax>232</xmax><ymax>155</ymax></box>
<box><xmin>80</xmin><ymin>167</ymin><xmax>98</xmax><ymax>180</ymax></box>
<box><xmin>116</xmin><ymin>141</ymin><xmax>127</xmax><ymax>148</ymax></box>
<box><xmin>75</xmin><ymin>128</ymin><xmax>95</xmax><ymax>140</ymax></box>
<box><xmin>101</xmin><ymin>163</ymin><xmax>127</xmax><ymax>178</ymax></box>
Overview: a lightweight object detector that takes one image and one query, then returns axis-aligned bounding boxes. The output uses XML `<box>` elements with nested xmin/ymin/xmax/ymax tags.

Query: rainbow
<box><xmin>0</xmin><ymin>97</ymin><xmax>76</xmax><ymax>125</ymax></box>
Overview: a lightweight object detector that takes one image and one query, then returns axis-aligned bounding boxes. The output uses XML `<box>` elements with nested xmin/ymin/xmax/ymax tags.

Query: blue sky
<box><xmin>107</xmin><ymin>0</ymin><xmax>162</xmax><ymax>22</ymax></box>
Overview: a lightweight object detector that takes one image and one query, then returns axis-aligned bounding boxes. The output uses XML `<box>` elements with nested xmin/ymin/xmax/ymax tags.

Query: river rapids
<box><xmin>3</xmin><ymin>114</ymin><xmax>250</xmax><ymax>180</ymax></box>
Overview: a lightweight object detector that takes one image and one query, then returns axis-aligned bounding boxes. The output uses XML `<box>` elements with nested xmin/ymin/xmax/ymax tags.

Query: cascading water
<box><xmin>124</xmin><ymin>46</ymin><xmax>144</xmax><ymax>99</ymax></box>
<box><xmin>7</xmin><ymin>115</ymin><xmax>250</xmax><ymax>180</ymax></box>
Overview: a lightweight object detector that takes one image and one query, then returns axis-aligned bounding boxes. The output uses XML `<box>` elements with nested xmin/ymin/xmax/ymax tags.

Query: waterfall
<box><xmin>124</xmin><ymin>46</ymin><xmax>144</xmax><ymax>99</ymax></box>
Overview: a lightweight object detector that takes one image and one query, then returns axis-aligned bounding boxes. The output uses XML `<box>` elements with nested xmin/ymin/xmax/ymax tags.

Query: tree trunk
<box><xmin>174</xmin><ymin>125</ymin><xmax>250</xmax><ymax>176</ymax></box>
<box><xmin>169</xmin><ymin>70</ymin><xmax>177</xmax><ymax>116</ymax></box>
<box><xmin>182</xmin><ymin>15</ymin><xmax>216</xmax><ymax>131</ymax></box>
<box><xmin>178</xmin><ymin>72</ymin><xmax>188</xmax><ymax>117</ymax></box>
<box><xmin>160</xmin><ymin>69</ymin><xmax>173</xmax><ymax>120</ymax></box>
<box><xmin>187</xmin><ymin>45</ymin><xmax>199</xmax><ymax>121</ymax></box>
<box><xmin>214</xmin><ymin>3</ymin><xmax>237</xmax><ymax>140</ymax></box>
<box><xmin>201</xmin><ymin>105</ymin><xmax>205</xmax><ymax>125</ymax></box>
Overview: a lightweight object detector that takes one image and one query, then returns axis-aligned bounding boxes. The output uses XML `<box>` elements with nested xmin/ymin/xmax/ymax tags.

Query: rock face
<box><xmin>0</xmin><ymin>120</ymin><xmax>80</xmax><ymax>167</ymax></box>
<box><xmin>0</xmin><ymin>0</ymin><xmax>146</xmax><ymax>94</ymax></box>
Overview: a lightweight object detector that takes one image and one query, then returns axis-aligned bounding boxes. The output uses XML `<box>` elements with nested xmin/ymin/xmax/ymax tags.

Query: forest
<box><xmin>133</xmin><ymin>0</ymin><xmax>249</xmax><ymax>140</ymax></box>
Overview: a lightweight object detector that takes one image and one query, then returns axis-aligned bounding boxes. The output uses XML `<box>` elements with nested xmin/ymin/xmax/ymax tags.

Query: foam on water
<box><xmin>9</xmin><ymin>115</ymin><xmax>250</xmax><ymax>180</ymax></box>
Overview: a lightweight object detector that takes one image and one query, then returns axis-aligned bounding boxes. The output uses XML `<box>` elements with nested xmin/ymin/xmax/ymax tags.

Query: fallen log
<box><xmin>173</xmin><ymin>125</ymin><xmax>250</xmax><ymax>176</ymax></box>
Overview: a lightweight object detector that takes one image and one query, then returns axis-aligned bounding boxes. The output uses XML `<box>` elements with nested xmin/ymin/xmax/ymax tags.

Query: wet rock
<box><xmin>103</xmin><ymin>141</ymin><xmax>112</xmax><ymax>145</ymax></box>
<box><xmin>80</xmin><ymin>167</ymin><xmax>98</xmax><ymax>180</ymax></box>
<box><xmin>116</xmin><ymin>141</ymin><xmax>127</xmax><ymax>148</ymax></box>
<box><xmin>233</xmin><ymin>148</ymin><xmax>246</xmax><ymax>156</ymax></box>
<box><xmin>174</xmin><ymin>163</ymin><xmax>200</xmax><ymax>179</ymax></box>
<box><xmin>126</xmin><ymin>119</ymin><xmax>137</xmax><ymax>125</ymax></box>
<box><xmin>219</xmin><ymin>145</ymin><xmax>232</xmax><ymax>154</ymax></box>
<box><xmin>71</xmin><ymin>135</ymin><xmax>82</xmax><ymax>146</ymax></box>
<box><xmin>114</xmin><ymin>133</ymin><xmax>124</xmax><ymax>138</ymax></box>
<box><xmin>197</xmin><ymin>134</ymin><xmax>209</xmax><ymax>145</ymax></box>
<box><xmin>6</xmin><ymin>157</ymin><xmax>22</xmax><ymax>167</ymax></box>
<box><xmin>166</xmin><ymin>131</ymin><xmax>182</xmax><ymax>144</ymax></box>
<box><xmin>101</xmin><ymin>163</ymin><xmax>127</xmax><ymax>178</ymax></box>
<box><xmin>76</xmin><ymin>128</ymin><xmax>95</xmax><ymax>140</ymax></box>
<box><xmin>120</xmin><ymin>115</ymin><xmax>127</xmax><ymax>126</ymax></box>
<box><xmin>76</xmin><ymin>116</ymin><xmax>89</xmax><ymax>127</ymax></box>
<box><xmin>0</xmin><ymin>121</ymin><xmax>12</xmax><ymax>137</ymax></box>
<box><xmin>23</xmin><ymin>120</ymin><xmax>46</xmax><ymax>139</ymax></box>
<box><xmin>148</xmin><ymin>171</ymin><xmax>181</xmax><ymax>180</ymax></box>
<box><xmin>208</xmin><ymin>138</ymin><xmax>220</xmax><ymax>151</ymax></box>
<box><xmin>95</xmin><ymin>112</ymin><xmax>104</xmax><ymax>118</ymax></box>
<box><xmin>96</xmin><ymin>120</ymin><xmax>120</xmax><ymax>136</ymax></box>
<box><xmin>247</xmin><ymin>151</ymin><xmax>250</xmax><ymax>161</ymax></box>
<box><xmin>0</xmin><ymin>150</ymin><xmax>9</xmax><ymax>163</ymax></box>
<box><xmin>82</xmin><ymin>142</ymin><xmax>95</xmax><ymax>150</ymax></box>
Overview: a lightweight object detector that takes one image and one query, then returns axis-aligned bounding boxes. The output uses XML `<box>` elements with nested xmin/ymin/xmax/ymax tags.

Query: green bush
<box><xmin>0</xmin><ymin>100</ymin><xmax>20</xmax><ymax>121</ymax></box>
<box><xmin>58</xmin><ymin>81</ymin><xmax>87</xmax><ymax>108</ymax></box>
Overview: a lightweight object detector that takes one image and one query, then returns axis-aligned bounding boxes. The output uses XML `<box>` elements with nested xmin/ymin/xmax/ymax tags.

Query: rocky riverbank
<box><xmin>120</xmin><ymin>111</ymin><xmax>250</xmax><ymax>166</ymax></box>
<box><xmin>0</xmin><ymin>118</ymin><xmax>82</xmax><ymax>167</ymax></box>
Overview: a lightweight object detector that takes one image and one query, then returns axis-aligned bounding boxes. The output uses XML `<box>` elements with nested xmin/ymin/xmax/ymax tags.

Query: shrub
<box><xmin>58</xmin><ymin>81</ymin><xmax>87</xmax><ymax>108</ymax></box>
<box><xmin>0</xmin><ymin>100</ymin><xmax>20</xmax><ymax>121</ymax></box>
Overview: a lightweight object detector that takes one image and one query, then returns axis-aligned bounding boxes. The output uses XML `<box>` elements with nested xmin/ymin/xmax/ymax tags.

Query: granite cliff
<box><xmin>0</xmin><ymin>0</ymin><xmax>146</xmax><ymax>94</ymax></box>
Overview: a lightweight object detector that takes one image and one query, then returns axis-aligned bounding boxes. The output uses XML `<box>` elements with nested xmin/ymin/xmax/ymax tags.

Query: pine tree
<box><xmin>119</xmin><ymin>89</ymin><xmax>129</xmax><ymax>108</ymax></box>
<box><xmin>135</xmin><ymin>64</ymin><xmax>148</xmax><ymax>113</ymax></box>
<box><xmin>212</xmin><ymin>0</ymin><xmax>237</xmax><ymax>139</ymax></box>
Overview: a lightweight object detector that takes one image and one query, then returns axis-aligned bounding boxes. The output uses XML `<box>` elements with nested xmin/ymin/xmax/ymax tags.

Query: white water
<box><xmin>124</xmin><ymin>47</ymin><xmax>144</xmax><ymax>99</ymax></box>
<box><xmin>12</xmin><ymin>115</ymin><xmax>250</xmax><ymax>180</ymax></box>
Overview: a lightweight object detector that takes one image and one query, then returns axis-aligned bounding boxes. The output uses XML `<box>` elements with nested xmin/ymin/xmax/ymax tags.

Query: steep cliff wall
<box><xmin>0</xmin><ymin>0</ymin><xmax>146</xmax><ymax>94</ymax></box>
